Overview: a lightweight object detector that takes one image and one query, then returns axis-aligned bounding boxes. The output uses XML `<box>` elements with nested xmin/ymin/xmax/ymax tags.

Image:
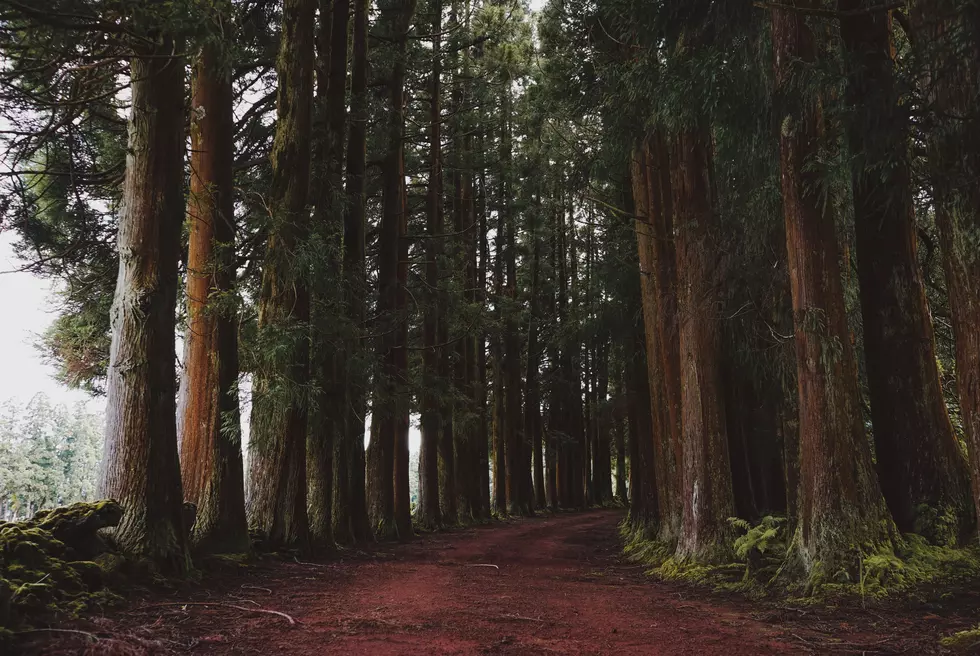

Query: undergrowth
<box><xmin>940</xmin><ymin>624</ymin><xmax>980</xmax><ymax>653</ymax></box>
<box><xmin>621</xmin><ymin>514</ymin><xmax>980</xmax><ymax>604</ymax></box>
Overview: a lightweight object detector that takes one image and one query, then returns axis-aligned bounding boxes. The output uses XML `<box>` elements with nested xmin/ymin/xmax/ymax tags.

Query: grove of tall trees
<box><xmin>2</xmin><ymin>0</ymin><xmax>980</xmax><ymax>594</ymax></box>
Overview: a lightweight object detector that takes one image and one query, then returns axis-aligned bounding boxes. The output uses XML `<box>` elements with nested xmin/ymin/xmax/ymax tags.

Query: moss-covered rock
<box><xmin>0</xmin><ymin>500</ymin><xmax>125</xmax><ymax>631</ymax></box>
<box><xmin>31</xmin><ymin>500</ymin><xmax>122</xmax><ymax>559</ymax></box>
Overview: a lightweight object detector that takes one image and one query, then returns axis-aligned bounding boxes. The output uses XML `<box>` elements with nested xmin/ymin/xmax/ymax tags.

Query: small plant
<box><xmin>729</xmin><ymin>516</ymin><xmax>787</xmax><ymax>581</ymax></box>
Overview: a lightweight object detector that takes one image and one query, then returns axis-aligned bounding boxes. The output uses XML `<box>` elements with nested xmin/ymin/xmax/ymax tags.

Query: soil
<box><xmin>16</xmin><ymin>509</ymin><xmax>980</xmax><ymax>655</ymax></box>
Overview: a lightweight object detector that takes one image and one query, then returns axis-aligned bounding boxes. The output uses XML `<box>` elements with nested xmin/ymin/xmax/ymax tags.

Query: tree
<box><xmin>100</xmin><ymin>25</ymin><xmax>189</xmax><ymax>571</ymax></box>
<box><xmin>770</xmin><ymin>5</ymin><xmax>896</xmax><ymax>581</ymax></box>
<box><xmin>246</xmin><ymin>0</ymin><xmax>317</xmax><ymax>551</ymax></box>
<box><xmin>334</xmin><ymin>0</ymin><xmax>372</xmax><ymax>545</ymax></box>
<box><xmin>418</xmin><ymin>0</ymin><xmax>445</xmax><ymax>530</ymax></box>
<box><xmin>307</xmin><ymin>0</ymin><xmax>352</xmax><ymax>548</ymax></box>
<box><xmin>914</xmin><ymin>0</ymin><xmax>980</xmax><ymax>536</ymax></box>
<box><xmin>367</xmin><ymin>0</ymin><xmax>418</xmax><ymax>540</ymax></box>
<box><xmin>839</xmin><ymin>0</ymin><xmax>974</xmax><ymax>545</ymax></box>
<box><xmin>178</xmin><ymin>1</ymin><xmax>249</xmax><ymax>554</ymax></box>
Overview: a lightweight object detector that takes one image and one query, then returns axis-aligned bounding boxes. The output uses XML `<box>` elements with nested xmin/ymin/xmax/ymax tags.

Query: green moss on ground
<box><xmin>622</xmin><ymin>514</ymin><xmax>980</xmax><ymax>603</ymax></box>
<box><xmin>0</xmin><ymin>500</ymin><xmax>125</xmax><ymax>633</ymax></box>
<box><xmin>940</xmin><ymin>625</ymin><xmax>980</xmax><ymax>653</ymax></box>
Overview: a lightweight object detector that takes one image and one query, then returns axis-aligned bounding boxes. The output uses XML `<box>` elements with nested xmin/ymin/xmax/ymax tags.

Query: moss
<box><xmin>940</xmin><ymin>625</ymin><xmax>980</xmax><ymax>653</ymax></box>
<box><xmin>0</xmin><ymin>499</ymin><xmax>127</xmax><ymax>631</ymax></box>
<box><xmin>67</xmin><ymin>561</ymin><xmax>103</xmax><ymax>589</ymax></box>
<box><xmin>0</xmin><ymin>578</ymin><xmax>11</xmax><ymax>626</ymax></box>
<box><xmin>625</xmin><ymin>511</ymin><xmax>980</xmax><ymax>605</ymax></box>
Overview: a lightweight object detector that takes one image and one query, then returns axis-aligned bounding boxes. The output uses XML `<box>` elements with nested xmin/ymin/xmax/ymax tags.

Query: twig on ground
<box><xmin>499</xmin><ymin>614</ymin><xmax>546</xmax><ymax>623</ymax></box>
<box><xmin>241</xmin><ymin>584</ymin><xmax>273</xmax><ymax>594</ymax></box>
<box><xmin>465</xmin><ymin>563</ymin><xmax>499</xmax><ymax>570</ymax></box>
<box><xmin>227</xmin><ymin>597</ymin><xmax>261</xmax><ymax>606</ymax></box>
<box><xmin>293</xmin><ymin>557</ymin><xmax>328</xmax><ymax>567</ymax></box>
<box><xmin>132</xmin><ymin>602</ymin><xmax>298</xmax><ymax>626</ymax></box>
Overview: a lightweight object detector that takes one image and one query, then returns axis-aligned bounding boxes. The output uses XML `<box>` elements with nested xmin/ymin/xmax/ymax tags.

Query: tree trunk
<box><xmin>418</xmin><ymin>0</ymin><xmax>444</xmax><ymax>530</ymax></box>
<box><xmin>247</xmin><ymin>0</ymin><xmax>316</xmax><ymax>551</ymax></box>
<box><xmin>914</xmin><ymin>0</ymin><xmax>980</xmax><ymax>540</ymax></box>
<box><xmin>308</xmin><ymin>0</ymin><xmax>351</xmax><ymax>549</ymax></box>
<box><xmin>100</xmin><ymin>37</ymin><xmax>189</xmax><ymax>571</ymax></box>
<box><xmin>614</xmin><ymin>375</ymin><xmax>628</xmax><ymax>504</ymax></box>
<box><xmin>593</xmin><ymin>340</ymin><xmax>612</xmax><ymax>505</ymax></box>
<box><xmin>567</xmin><ymin>201</ymin><xmax>586</xmax><ymax>510</ymax></box>
<box><xmin>178</xmin><ymin>28</ymin><xmax>248</xmax><ymax>554</ymax></box>
<box><xmin>772</xmin><ymin>6</ymin><xmax>896</xmax><ymax>582</ymax></box>
<box><xmin>501</xmin><ymin>88</ymin><xmax>528</xmax><ymax>517</ymax></box>
<box><xmin>839</xmin><ymin>0</ymin><xmax>974</xmax><ymax>545</ymax></box>
<box><xmin>492</xmin><ymin>145</ymin><xmax>507</xmax><ymax>515</ymax></box>
<box><xmin>370</xmin><ymin>0</ymin><xmax>417</xmax><ymax>540</ymax></box>
<box><xmin>527</xmin><ymin>197</ymin><xmax>546</xmax><ymax>510</ymax></box>
<box><xmin>629</xmin><ymin>136</ymin><xmax>680</xmax><ymax>540</ymax></box>
<box><xmin>476</xmin><ymin>158</ymin><xmax>492</xmax><ymax>519</ymax></box>
<box><xmin>625</xmin><ymin>321</ymin><xmax>657</xmax><ymax>530</ymax></box>
<box><xmin>336</xmin><ymin>0</ymin><xmax>371</xmax><ymax>544</ymax></box>
<box><xmin>670</xmin><ymin>128</ymin><xmax>736</xmax><ymax>564</ymax></box>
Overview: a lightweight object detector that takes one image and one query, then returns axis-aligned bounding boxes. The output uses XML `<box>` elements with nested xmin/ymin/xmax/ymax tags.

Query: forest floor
<box><xmin>19</xmin><ymin>509</ymin><xmax>980</xmax><ymax>655</ymax></box>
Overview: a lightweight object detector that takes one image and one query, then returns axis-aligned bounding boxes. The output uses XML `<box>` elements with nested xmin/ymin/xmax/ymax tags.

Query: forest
<box><xmin>1</xmin><ymin>0</ymin><xmax>980</xmax><ymax>651</ymax></box>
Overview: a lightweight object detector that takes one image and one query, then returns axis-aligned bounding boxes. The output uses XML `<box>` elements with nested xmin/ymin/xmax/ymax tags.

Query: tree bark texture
<box><xmin>246</xmin><ymin>0</ymin><xmax>316</xmax><ymax>551</ymax></box>
<box><xmin>100</xmin><ymin>38</ymin><xmax>189</xmax><ymax>571</ymax></box>
<box><xmin>179</xmin><ymin>32</ymin><xmax>248</xmax><ymax>554</ymax></box>
<box><xmin>839</xmin><ymin>0</ymin><xmax>974</xmax><ymax>545</ymax></box>
<box><xmin>630</xmin><ymin>134</ymin><xmax>683</xmax><ymax>543</ymax></box>
<box><xmin>336</xmin><ymin>0</ymin><xmax>371</xmax><ymax>544</ymax></box>
<box><xmin>772</xmin><ymin>6</ymin><xmax>896</xmax><ymax>580</ymax></box>
<box><xmin>670</xmin><ymin>128</ymin><xmax>736</xmax><ymax>564</ymax></box>
<box><xmin>915</xmin><ymin>0</ymin><xmax>980</xmax><ymax>538</ymax></box>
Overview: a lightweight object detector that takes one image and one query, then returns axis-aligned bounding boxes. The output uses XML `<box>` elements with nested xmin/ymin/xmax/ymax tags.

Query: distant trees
<box><xmin>0</xmin><ymin>396</ymin><xmax>102</xmax><ymax>521</ymax></box>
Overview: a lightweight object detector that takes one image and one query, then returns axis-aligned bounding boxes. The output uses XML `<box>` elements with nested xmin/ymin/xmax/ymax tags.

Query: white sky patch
<box><xmin>0</xmin><ymin>232</ymin><xmax>103</xmax><ymax>412</ymax></box>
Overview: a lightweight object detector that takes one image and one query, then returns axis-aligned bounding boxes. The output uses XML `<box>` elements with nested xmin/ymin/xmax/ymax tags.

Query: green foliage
<box><xmin>730</xmin><ymin>516</ymin><xmax>787</xmax><ymax>563</ymax></box>
<box><xmin>941</xmin><ymin>625</ymin><xmax>980</xmax><ymax>653</ymax></box>
<box><xmin>0</xmin><ymin>396</ymin><xmax>102</xmax><ymax>521</ymax></box>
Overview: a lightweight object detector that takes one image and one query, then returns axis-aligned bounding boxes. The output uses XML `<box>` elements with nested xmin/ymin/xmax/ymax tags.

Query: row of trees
<box><xmin>2</xmin><ymin>0</ymin><xmax>979</xmax><ymax>590</ymax></box>
<box><xmin>552</xmin><ymin>0</ymin><xmax>980</xmax><ymax>582</ymax></box>
<box><xmin>0</xmin><ymin>0</ymin><xmax>633</xmax><ymax>571</ymax></box>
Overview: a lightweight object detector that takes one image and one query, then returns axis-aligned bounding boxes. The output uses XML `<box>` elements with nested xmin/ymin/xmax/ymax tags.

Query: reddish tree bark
<box><xmin>178</xmin><ymin>27</ymin><xmax>248</xmax><ymax>554</ymax></box>
<box><xmin>670</xmin><ymin>128</ymin><xmax>736</xmax><ymax>563</ymax></box>
<box><xmin>630</xmin><ymin>134</ymin><xmax>682</xmax><ymax>543</ymax></box>
<box><xmin>839</xmin><ymin>0</ymin><xmax>974</xmax><ymax>544</ymax></box>
<box><xmin>914</xmin><ymin>0</ymin><xmax>980</xmax><ymax>539</ymax></box>
<box><xmin>772</xmin><ymin>6</ymin><xmax>895</xmax><ymax>580</ymax></box>
<box><xmin>99</xmin><ymin>36</ymin><xmax>189</xmax><ymax>571</ymax></box>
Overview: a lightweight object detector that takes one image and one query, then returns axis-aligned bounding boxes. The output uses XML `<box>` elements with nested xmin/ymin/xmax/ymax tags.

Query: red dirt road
<box><xmin>22</xmin><ymin>509</ymin><xmax>980</xmax><ymax>655</ymax></box>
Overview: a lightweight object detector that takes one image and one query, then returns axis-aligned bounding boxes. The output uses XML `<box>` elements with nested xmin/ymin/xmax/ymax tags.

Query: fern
<box><xmin>729</xmin><ymin>516</ymin><xmax>787</xmax><ymax>561</ymax></box>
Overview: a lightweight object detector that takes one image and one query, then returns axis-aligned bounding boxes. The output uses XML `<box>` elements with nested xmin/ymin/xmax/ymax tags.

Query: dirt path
<box><xmin>22</xmin><ymin>509</ymin><xmax>980</xmax><ymax>654</ymax></box>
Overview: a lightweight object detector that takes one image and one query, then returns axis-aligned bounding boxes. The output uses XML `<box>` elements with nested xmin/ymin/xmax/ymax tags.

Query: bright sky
<box><xmin>0</xmin><ymin>232</ymin><xmax>102</xmax><ymax>411</ymax></box>
<box><xmin>0</xmin><ymin>230</ymin><xmax>420</xmax><ymax>453</ymax></box>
